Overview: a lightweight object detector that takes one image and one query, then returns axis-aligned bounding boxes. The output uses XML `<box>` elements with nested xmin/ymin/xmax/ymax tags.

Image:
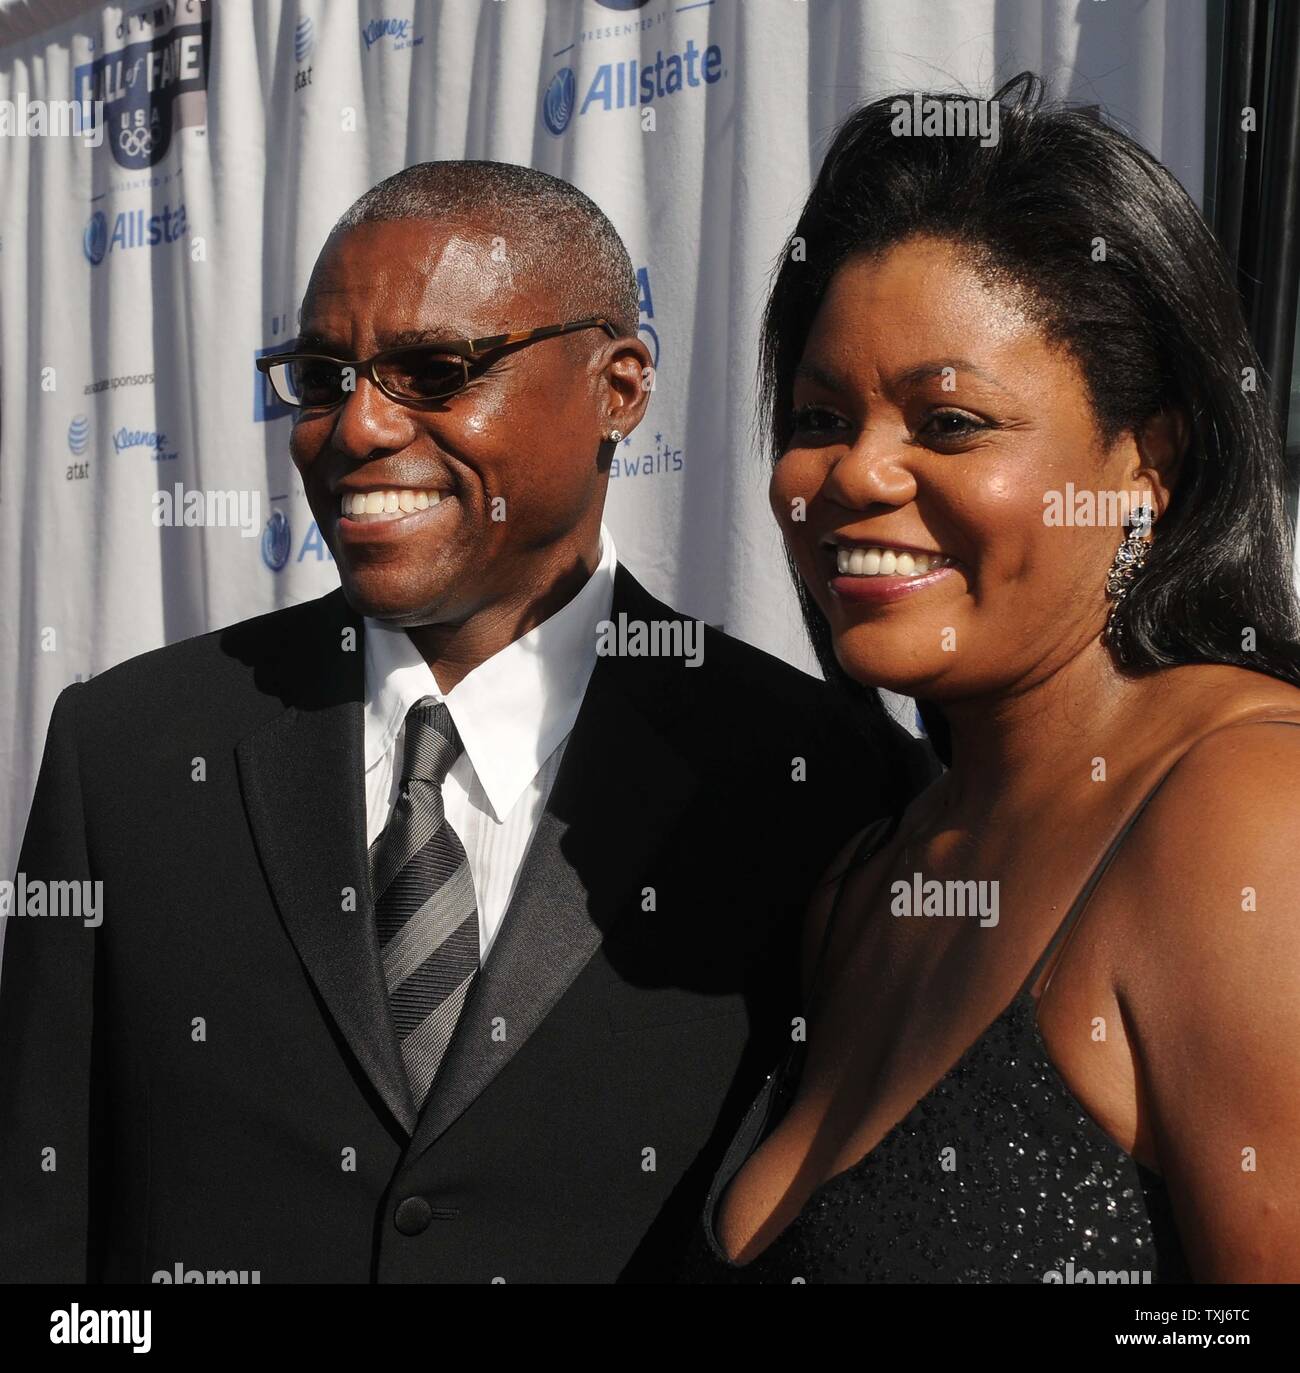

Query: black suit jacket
<box><xmin>0</xmin><ymin>566</ymin><xmax>933</xmax><ymax>1283</ymax></box>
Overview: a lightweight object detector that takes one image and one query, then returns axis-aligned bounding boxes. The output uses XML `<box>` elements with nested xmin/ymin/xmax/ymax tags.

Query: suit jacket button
<box><xmin>394</xmin><ymin>1196</ymin><xmax>433</xmax><ymax>1236</ymax></box>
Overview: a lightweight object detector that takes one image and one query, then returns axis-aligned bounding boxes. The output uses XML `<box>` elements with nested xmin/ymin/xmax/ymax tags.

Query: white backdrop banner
<box><xmin>0</xmin><ymin>0</ymin><xmax>1210</xmax><ymax>870</ymax></box>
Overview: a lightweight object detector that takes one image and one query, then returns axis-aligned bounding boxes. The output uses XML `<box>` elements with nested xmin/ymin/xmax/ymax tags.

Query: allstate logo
<box><xmin>262</xmin><ymin>509</ymin><xmax>292</xmax><ymax>571</ymax></box>
<box><xmin>83</xmin><ymin>203</ymin><xmax>189</xmax><ymax>267</ymax></box>
<box><xmin>68</xmin><ymin>414</ymin><xmax>90</xmax><ymax>456</ymax></box>
<box><xmin>295</xmin><ymin>16</ymin><xmax>315</xmax><ymax>63</ymax></box>
<box><xmin>543</xmin><ymin>68</ymin><xmax>576</xmax><ymax>136</ymax></box>
<box><xmin>83</xmin><ymin>211</ymin><xmax>108</xmax><ymax>265</ymax></box>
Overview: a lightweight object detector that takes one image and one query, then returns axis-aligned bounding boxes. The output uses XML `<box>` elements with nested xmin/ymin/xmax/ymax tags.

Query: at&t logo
<box><xmin>294</xmin><ymin>15</ymin><xmax>314</xmax><ymax>90</ymax></box>
<box><xmin>67</xmin><ymin>414</ymin><xmax>90</xmax><ymax>456</ymax></box>
<box><xmin>67</xmin><ymin>414</ymin><xmax>92</xmax><ymax>481</ymax></box>
<box><xmin>295</xmin><ymin>17</ymin><xmax>315</xmax><ymax>63</ymax></box>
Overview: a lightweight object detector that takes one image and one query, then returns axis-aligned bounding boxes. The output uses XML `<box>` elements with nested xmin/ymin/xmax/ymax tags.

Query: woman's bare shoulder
<box><xmin>1116</xmin><ymin>710</ymin><xmax>1300</xmax><ymax>941</ymax></box>
<box><xmin>1102</xmin><ymin>711</ymin><xmax>1300</xmax><ymax>1278</ymax></box>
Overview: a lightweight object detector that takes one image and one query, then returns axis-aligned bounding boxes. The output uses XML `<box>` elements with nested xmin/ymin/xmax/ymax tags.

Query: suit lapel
<box><xmin>408</xmin><ymin>573</ymin><xmax>700</xmax><ymax>1157</ymax></box>
<box><xmin>234</xmin><ymin>591</ymin><xmax>418</xmax><ymax>1136</ymax></box>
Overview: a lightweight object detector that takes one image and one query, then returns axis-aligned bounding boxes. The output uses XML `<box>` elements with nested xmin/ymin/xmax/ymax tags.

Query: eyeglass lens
<box><xmin>272</xmin><ymin>348</ymin><xmax>470</xmax><ymax>406</ymax></box>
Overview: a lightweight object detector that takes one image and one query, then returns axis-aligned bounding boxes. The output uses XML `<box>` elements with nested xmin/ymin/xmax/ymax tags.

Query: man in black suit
<box><xmin>0</xmin><ymin>162</ymin><xmax>930</xmax><ymax>1283</ymax></box>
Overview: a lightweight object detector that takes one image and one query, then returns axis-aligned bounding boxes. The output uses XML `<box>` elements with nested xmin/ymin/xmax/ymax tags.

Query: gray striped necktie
<box><xmin>369</xmin><ymin>698</ymin><xmax>479</xmax><ymax>1110</ymax></box>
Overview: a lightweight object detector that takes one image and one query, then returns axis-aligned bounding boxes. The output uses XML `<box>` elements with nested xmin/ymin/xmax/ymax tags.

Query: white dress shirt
<box><xmin>363</xmin><ymin>526</ymin><xmax>617</xmax><ymax>963</ymax></box>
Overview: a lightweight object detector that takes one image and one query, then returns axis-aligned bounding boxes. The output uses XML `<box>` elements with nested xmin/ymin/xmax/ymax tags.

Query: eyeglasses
<box><xmin>255</xmin><ymin>316</ymin><xmax>618</xmax><ymax>409</ymax></box>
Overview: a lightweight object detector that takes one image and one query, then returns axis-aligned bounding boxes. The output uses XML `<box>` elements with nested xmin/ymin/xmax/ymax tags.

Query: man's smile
<box><xmin>333</xmin><ymin>486</ymin><xmax>458</xmax><ymax>542</ymax></box>
<box><xmin>339</xmin><ymin>487</ymin><xmax>447</xmax><ymax>521</ymax></box>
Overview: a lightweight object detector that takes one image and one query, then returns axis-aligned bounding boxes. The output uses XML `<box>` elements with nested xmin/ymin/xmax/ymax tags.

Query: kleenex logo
<box><xmin>113</xmin><ymin>426</ymin><xmax>177</xmax><ymax>461</ymax></box>
<box><xmin>362</xmin><ymin>16</ymin><xmax>422</xmax><ymax>52</ymax></box>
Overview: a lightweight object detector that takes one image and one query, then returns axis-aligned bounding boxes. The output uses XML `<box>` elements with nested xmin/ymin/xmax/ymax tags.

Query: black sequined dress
<box><xmin>681</xmin><ymin>794</ymin><xmax>1193</xmax><ymax>1284</ymax></box>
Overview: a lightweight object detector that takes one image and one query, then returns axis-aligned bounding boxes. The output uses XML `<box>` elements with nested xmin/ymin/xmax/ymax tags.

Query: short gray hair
<box><xmin>332</xmin><ymin>161</ymin><xmax>640</xmax><ymax>337</ymax></box>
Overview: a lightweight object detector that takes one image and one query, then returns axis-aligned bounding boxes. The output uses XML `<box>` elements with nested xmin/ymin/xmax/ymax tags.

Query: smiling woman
<box><xmin>764</xmin><ymin>73</ymin><xmax>1300</xmax><ymax>709</ymax></box>
<box><xmin>679</xmin><ymin>71</ymin><xmax>1300</xmax><ymax>1284</ymax></box>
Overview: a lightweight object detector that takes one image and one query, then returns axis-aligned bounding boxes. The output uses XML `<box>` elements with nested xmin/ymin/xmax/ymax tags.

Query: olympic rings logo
<box><xmin>118</xmin><ymin>124</ymin><xmax>155</xmax><ymax>157</ymax></box>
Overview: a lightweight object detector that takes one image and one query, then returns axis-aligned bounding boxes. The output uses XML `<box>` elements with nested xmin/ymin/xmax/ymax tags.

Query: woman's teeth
<box><xmin>341</xmin><ymin>489</ymin><xmax>443</xmax><ymax>520</ymax></box>
<box><xmin>834</xmin><ymin>546</ymin><xmax>954</xmax><ymax>577</ymax></box>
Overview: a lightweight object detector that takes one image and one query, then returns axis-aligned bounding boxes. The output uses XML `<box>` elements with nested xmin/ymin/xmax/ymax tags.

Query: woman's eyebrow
<box><xmin>792</xmin><ymin>360</ymin><xmax>851</xmax><ymax>391</ymax></box>
<box><xmin>794</xmin><ymin>357</ymin><xmax>1012</xmax><ymax>394</ymax></box>
<box><xmin>896</xmin><ymin>358</ymin><xmax>1011</xmax><ymax>393</ymax></box>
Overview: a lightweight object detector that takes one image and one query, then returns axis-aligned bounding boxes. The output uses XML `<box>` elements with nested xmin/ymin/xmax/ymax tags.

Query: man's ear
<box><xmin>601</xmin><ymin>336</ymin><xmax>654</xmax><ymax>440</ymax></box>
<box><xmin>1132</xmin><ymin>407</ymin><xmax>1189</xmax><ymax>520</ymax></box>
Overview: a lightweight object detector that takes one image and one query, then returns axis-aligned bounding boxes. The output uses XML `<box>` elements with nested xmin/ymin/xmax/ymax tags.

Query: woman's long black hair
<box><xmin>762</xmin><ymin>73</ymin><xmax>1300</xmax><ymax>764</ymax></box>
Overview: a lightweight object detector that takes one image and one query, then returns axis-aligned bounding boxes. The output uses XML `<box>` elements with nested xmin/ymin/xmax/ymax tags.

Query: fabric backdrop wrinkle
<box><xmin>0</xmin><ymin>0</ymin><xmax>1213</xmax><ymax>881</ymax></box>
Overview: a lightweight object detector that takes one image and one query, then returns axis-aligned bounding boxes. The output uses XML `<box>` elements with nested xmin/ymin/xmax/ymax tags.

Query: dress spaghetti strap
<box><xmin>806</xmin><ymin>715</ymin><xmax>1300</xmax><ymax>1020</ymax></box>
<box><xmin>805</xmin><ymin>812</ymin><xmax>900</xmax><ymax>1019</ymax></box>
<box><xmin>1011</xmin><ymin>767</ymin><xmax>1175</xmax><ymax>1003</ymax></box>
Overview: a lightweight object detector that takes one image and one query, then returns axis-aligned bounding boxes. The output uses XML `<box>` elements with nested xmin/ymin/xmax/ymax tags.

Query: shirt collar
<box><xmin>363</xmin><ymin>525</ymin><xmax>618</xmax><ymax>821</ymax></box>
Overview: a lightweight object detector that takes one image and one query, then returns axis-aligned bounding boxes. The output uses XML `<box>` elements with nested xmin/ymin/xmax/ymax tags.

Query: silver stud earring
<box><xmin>1103</xmin><ymin>504</ymin><xmax>1154</xmax><ymax>658</ymax></box>
<box><xmin>606</xmin><ymin>429</ymin><xmax>623</xmax><ymax>443</ymax></box>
